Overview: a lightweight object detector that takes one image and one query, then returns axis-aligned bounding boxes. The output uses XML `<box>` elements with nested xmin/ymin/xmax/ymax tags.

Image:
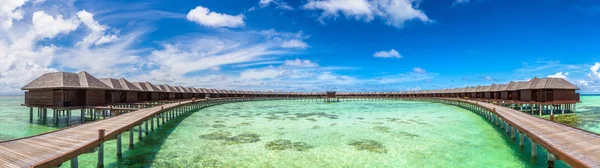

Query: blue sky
<box><xmin>1</xmin><ymin>0</ymin><xmax>600</xmax><ymax>94</ymax></box>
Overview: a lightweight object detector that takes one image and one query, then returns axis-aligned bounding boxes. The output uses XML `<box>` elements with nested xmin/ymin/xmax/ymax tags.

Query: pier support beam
<box><xmin>519</xmin><ymin>132</ymin><xmax>524</xmax><ymax>147</ymax></box>
<box><xmin>138</xmin><ymin>124</ymin><xmax>142</xmax><ymax>140</ymax></box>
<box><xmin>511</xmin><ymin>127</ymin><xmax>516</xmax><ymax>140</ymax></box>
<box><xmin>29</xmin><ymin>107</ymin><xmax>33</xmax><ymax>123</ymax></box>
<box><xmin>129</xmin><ymin>129</ymin><xmax>134</xmax><ymax>149</ymax></box>
<box><xmin>70</xmin><ymin>156</ymin><xmax>78</xmax><ymax>168</ymax></box>
<box><xmin>117</xmin><ymin>134</ymin><xmax>122</xmax><ymax>158</ymax></box>
<box><xmin>98</xmin><ymin>129</ymin><xmax>105</xmax><ymax>168</ymax></box>
<box><xmin>145</xmin><ymin>120</ymin><xmax>149</xmax><ymax>136</ymax></box>
<box><xmin>532</xmin><ymin>142</ymin><xmax>537</xmax><ymax>158</ymax></box>
<box><xmin>548</xmin><ymin>152</ymin><xmax>556</xmax><ymax>168</ymax></box>
<box><xmin>67</xmin><ymin>110</ymin><xmax>71</xmax><ymax>126</ymax></box>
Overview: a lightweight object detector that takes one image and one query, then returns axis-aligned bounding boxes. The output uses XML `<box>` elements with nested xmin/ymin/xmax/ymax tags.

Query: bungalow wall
<box><xmin>484</xmin><ymin>92</ymin><xmax>492</xmax><ymax>99</ymax></box>
<box><xmin>552</xmin><ymin>89</ymin><xmax>577</xmax><ymax>101</ymax></box>
<box><xmin>159</xmin><ymin>93</ymin><xmax>169</xmax><ymax>100</ymax></box>
<box><xmin>519</xmin><ymin>90</ymin><xmax>531</xmax><ymax>101</ymax></box>
<box><xmin>126</xmin><ymin>91</ymin><xmax>138</xmax><ymax>103</ymax></box>
<box><xmin>86</xmin><ymin>90</ymin><xmax>106</xmax><ymax>106</ymax></box>
<box><xmin>137</xmin><ymin>92</ymin><xmax>149</xmax><ymax>102</ymax></box>
<box><xmin>151</xmin><ymin>92</ymin><xmax>160</xmax><ymax>101</ymax></box>
<box><xmin>25</xmin><ymin>90</ymin><xmax>54</xmax><ymax>106</ymax></box>
<box><xmin>501</xmin><ymin>92</ymin><xmax>509</xmax><ymax>100</ymax></box>
<box><xmin>168</xmin><ymin>93</ymin><xmax>175</xmax><ymax>100</ymax></box>
<box><xmin>105</xmin><ymin>91</ymin><xmax>126</xmax><ymax>104</ymax></box>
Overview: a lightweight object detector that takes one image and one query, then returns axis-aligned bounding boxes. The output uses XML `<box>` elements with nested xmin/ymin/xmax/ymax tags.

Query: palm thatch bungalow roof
<box><xmin>23</xmin><ymin>71</ymin><xmax>110</xmax><ymax>90</ymax></box>
<box><xmin>506</xmin><ymin>81</ymin><xmax>523</xmax><ymax>91</ymax></box>
<box><xmin>482</xmin><ymin>85</ymin><xmax>492</xmax><ymax>92</ymax></box>
<box><xmin>99</xmin><ymin>78</ymin><xmax>141</xmax><ymax>91</ymax></box>
<box><xmin>489</xmin><ymin>84</ymin><xmax>500</xmax><ymax>92</ymax></box>
<box><xmin>497</xmin><ymin>84</ymin><xmax>509</xmax><ymax>91</ymax></box>
<box><xmin>157</xmin><ymin>84</ymin><xmax>173</xmax><ymax>92</ymax></box>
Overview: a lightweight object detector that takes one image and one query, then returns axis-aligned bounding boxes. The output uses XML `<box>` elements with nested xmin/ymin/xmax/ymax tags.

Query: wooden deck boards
<box><xmin>462</xmin><ymin>99</ymin><xmax>600</xmax><ymax>167</ymax></box>
<box><xmin>0</xmin><ymin>100</ymin><xmax>194</xmax><ymax>167</ymax></box>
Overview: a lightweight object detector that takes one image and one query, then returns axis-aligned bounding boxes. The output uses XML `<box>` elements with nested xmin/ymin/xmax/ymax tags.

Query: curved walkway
<box><xmin>442</xmin><ymin>98</ymin><xmax>599</xmax><ymax>168</ymax></box>
<box><xmin>0</xmin><ymin>98</ymin><xmax>241</xmax><ymax>168</ymax></box>
<box><xmin>1</xmin><ymin>97</ymin><xmax>598</xmax><ymax>167</ymax></box>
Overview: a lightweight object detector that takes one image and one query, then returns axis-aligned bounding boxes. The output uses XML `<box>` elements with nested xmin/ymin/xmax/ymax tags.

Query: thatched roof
<box><xmin>98</xmin><ymin>78</ymin><xmax>140</xmax><ymax>91</ymax></box>
<box><xmin>157</xmin><ymin>84</ymin><xmax>173</xmax><ymax>92</ymax></box>
<box><xmin>506</xmin><ymin>82</ymin><xmax>522</xmax><ymax>91</ymax></box>
<box><xmin>23</xmin><ymin>71</ymin><xmax>111</xmax><ymax>90</ymax></box>
<box><xmin>489</xmin><ymin>84</ymin><xmax>500</xmax><ymax>92</ymax></box>
<box><xmin>529</xmin><ymin>77</ymin><xmax>579</xmax><ymax>90</ymax></box>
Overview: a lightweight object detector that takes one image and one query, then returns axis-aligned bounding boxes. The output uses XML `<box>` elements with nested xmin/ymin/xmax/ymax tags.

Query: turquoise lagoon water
<box><xmin>3</xmin><ymin>96</ymin><xmax>595</xmax><ymax>167</ymax></box>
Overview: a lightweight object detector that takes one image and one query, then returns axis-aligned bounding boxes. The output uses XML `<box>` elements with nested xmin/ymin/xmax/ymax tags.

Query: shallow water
<box><xmin>546</xmin><ymin>96</ymin><xmax>600</xmax><ymax>133</ymax></box>
<box><xmin>1</xmin><ymin>96</ymin><xmax>590</xmax><ymax>167</ymax></box>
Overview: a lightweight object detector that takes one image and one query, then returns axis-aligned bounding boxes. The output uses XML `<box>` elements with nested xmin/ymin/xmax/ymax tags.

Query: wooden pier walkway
<box><xmin>1</xmin><ymin>97</ymin><xmax>599</xmax><ymax>167</ymax></box>
<box><xmin>0</xmin><ymin>98</ymin><xmax>213</xmax><ymax>168</ymax></box>
<box><xmin>448</xmin><ymin>98</ymin><xmax>600</xmax><ymax>168</ymax></box>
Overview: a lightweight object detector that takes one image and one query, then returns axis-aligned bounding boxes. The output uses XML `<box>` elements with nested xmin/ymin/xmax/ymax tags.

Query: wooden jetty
<box><xmin>3</xmin><ymin>71</ymin><xmax>589</xmax><ymax>168</ymax></box>
<box><xmin>0</xmin><ymin>98</ymin><xmax>247</xmax><ymax>167</ymax></box>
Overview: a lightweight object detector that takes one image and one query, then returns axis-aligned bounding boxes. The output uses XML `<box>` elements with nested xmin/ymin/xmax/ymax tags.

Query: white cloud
<box><xmin>0</xmin><ymin>0</ymin><xmax>27</xmax><ymax>29</ymax></box>
<box><xmin>373</xmin><ymin>49</ymin><xmax>401</xmax><ymax>58</ymax></box>
<box><xmin>281</xmin><ymin>39</ymin><xmax>308</xmax><ymax>49</ymax></box>
<box><xmin>452</xmin><ymin>0</ymin><xmax>470</xmax><ymax>6</ymax></box>
<box><xmin>481</xmin><ymin>75</ymin><xmax>496</xmax><ymax>82</ymax></box>
<box><xmin>186</xmin><ymin>6</ymin><xmax>244</xmax><ymax>28</ymax></box>
<box><xmin>547</xmin><ymin>72</ymin><xmax>569</xmax><ymax>79</ymax></box>
<box><xmin>259</xmin><ymin>0</ymin><xmax>293</xmax><ymax>10</ymax></box>
<box><xmin>303</xmin><ymin>0</ymin><xmax>374</xmax><ymax>21</ymax></box>
<box><xmin>303</xmin><ymin>0</ymin><xmax>431</xmax><ymax>28</ymax></box>
<box><xmin>284</xmin><ymin>58</ymin><xmax>319</xmax><ymax>67</ymax></box>
<box><xmin>413</xmin><ymin>67</ymin><xmax>426</xmax><ymax>73</ymax></box>
<box><xmin>240</xmin><ymin>68</ymin><xmax>283</xmax><ymax>79</ymax></box>
<box><xmin>210</xmin><ymin>66</ymin><xmax>221</xmax><ymax>71</ymax></box>
<box><xmin>76</xmin><ymin>10</ymin><xmax>119</xmax><ymax>47</ymax></box>
<box><xmin>590</xmin><ymin>63</ymin><xmax>600</xmax><ymax>79</ymax></box>
<box><xmin>32</xmin><ymin>11</ymin><xmax>79</xmax><ymax>39</ymax></box>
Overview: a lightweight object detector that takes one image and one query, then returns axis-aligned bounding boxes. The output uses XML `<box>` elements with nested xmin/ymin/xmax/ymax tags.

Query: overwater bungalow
<box><xmin>23</xmin><ymin>71</ymin><xmax>110</xmax><ymax>107</ymax></box>
<box><xmin>99</xmin><ymin>78</ymin><xmax>141</xmax><ymax>104</ymax></box>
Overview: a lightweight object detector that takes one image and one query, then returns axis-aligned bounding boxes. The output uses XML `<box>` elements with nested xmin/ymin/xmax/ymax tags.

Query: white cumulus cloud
<box><xmin>373</xmin><ymin>49</ymin><xmax>402</xmax><ymax>58</ymax></box>
<box><xmin>284</xmin><ymin>58</ymin><xmax>319</xmax><ymax>67</ymax></box>
<box><xmin>0</xmin><ymin>0</ymin><xmax>27</xmax><ymax>29</ymax></box>
<box><xmin>186</xmin><ymin>6</ymin><xmax>245</xmax><ymax>28</ymax></box>
<box><xmin>547</xmin><ymin>72</ymin><xmax>569</xmax><ymax>79</ymax></box>
<box><xmin>76</xmin><ymin>10</ymin><xmax>119</xmax><ymax>47</ymax></box>
<box><xmin>413</xmin><ymin>67</ymin><xmax>426</xmax><ymax>73</ymax></box>
<box><xmin>303</xmin><ymin>0</ymin><xmax>431</xmax><ymax>28</ymax></box>
<box><xmin>281</xmin><ymin>39</ymin><xmax>308</xmax><ymax>49</ymax></box>
<box><xmin>32</xmin><ymin>11</ymin><xmax>79</xmax><ymax>39</ymax></box>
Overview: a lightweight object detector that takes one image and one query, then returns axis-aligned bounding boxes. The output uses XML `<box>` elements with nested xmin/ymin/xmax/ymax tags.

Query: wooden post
<box><xmin>117</xmin><ymin>133</ymin><xmax>122</xmax><ymax>158</ymax></box>
<box><xmin>81</xmin><ymin>109</ymin><xmax>85</xmax><ymax>123</ymax></box>
<box><xmin>98</xmin><ymin>129</ymin><xmax>105</xmax><ymax>168</ymax></box>
<box><xmin>519</xmin><ymin>132</ymin><xmax>524</xmax><ymax>147</ymax></box>
<box><xmin>29</xmin><ymin>107</ymin><xmax>33</xmax><ymax>123</ymax></box>
<box><xmin>151</xmin><ymin>116</ymin><xmax>154</xmax><ymax>131</ymax></box>
<box><xmin>145</xmin><ymin>120</ymin><xmax>149</xmax><ymax>136</ymax></box>
<box><xmin>138</xmin><ymin>124</ymin><xmax>142</xmax><ymax>140</ymax></box>
<box><xmin>70</xmin><ymin>156</ymin><xmax>78</xmax><ymax>168</ymax></box>
<box><xmin>129</xmin><ymin>129</ymin><xmax>134</xmax><ymax>149</ymax></box>
<box><xmin>548</xmin><ymin>152</ymin><xmax>556</xmax><ymax>168</ymax></box>
<box><xmin>67</xmin><ymin>110</ymin><xmax>71</xmax><ymax>126</ymax></box>
<box><xmin>532</xmin><ymin>142</ymin><xmax>537</xmax><ymax>158</ymax></box>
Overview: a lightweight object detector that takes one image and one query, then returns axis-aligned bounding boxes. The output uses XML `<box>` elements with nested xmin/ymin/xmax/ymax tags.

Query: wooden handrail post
<box><xmin>98</xmin><ymin>129</ymin><xmax>105</xmax><ymax>141</ymax></box>
<box><xmin>98</xmin><ymin>129</ymin><xmax>105</xmax><ymax>168</ymax></box>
